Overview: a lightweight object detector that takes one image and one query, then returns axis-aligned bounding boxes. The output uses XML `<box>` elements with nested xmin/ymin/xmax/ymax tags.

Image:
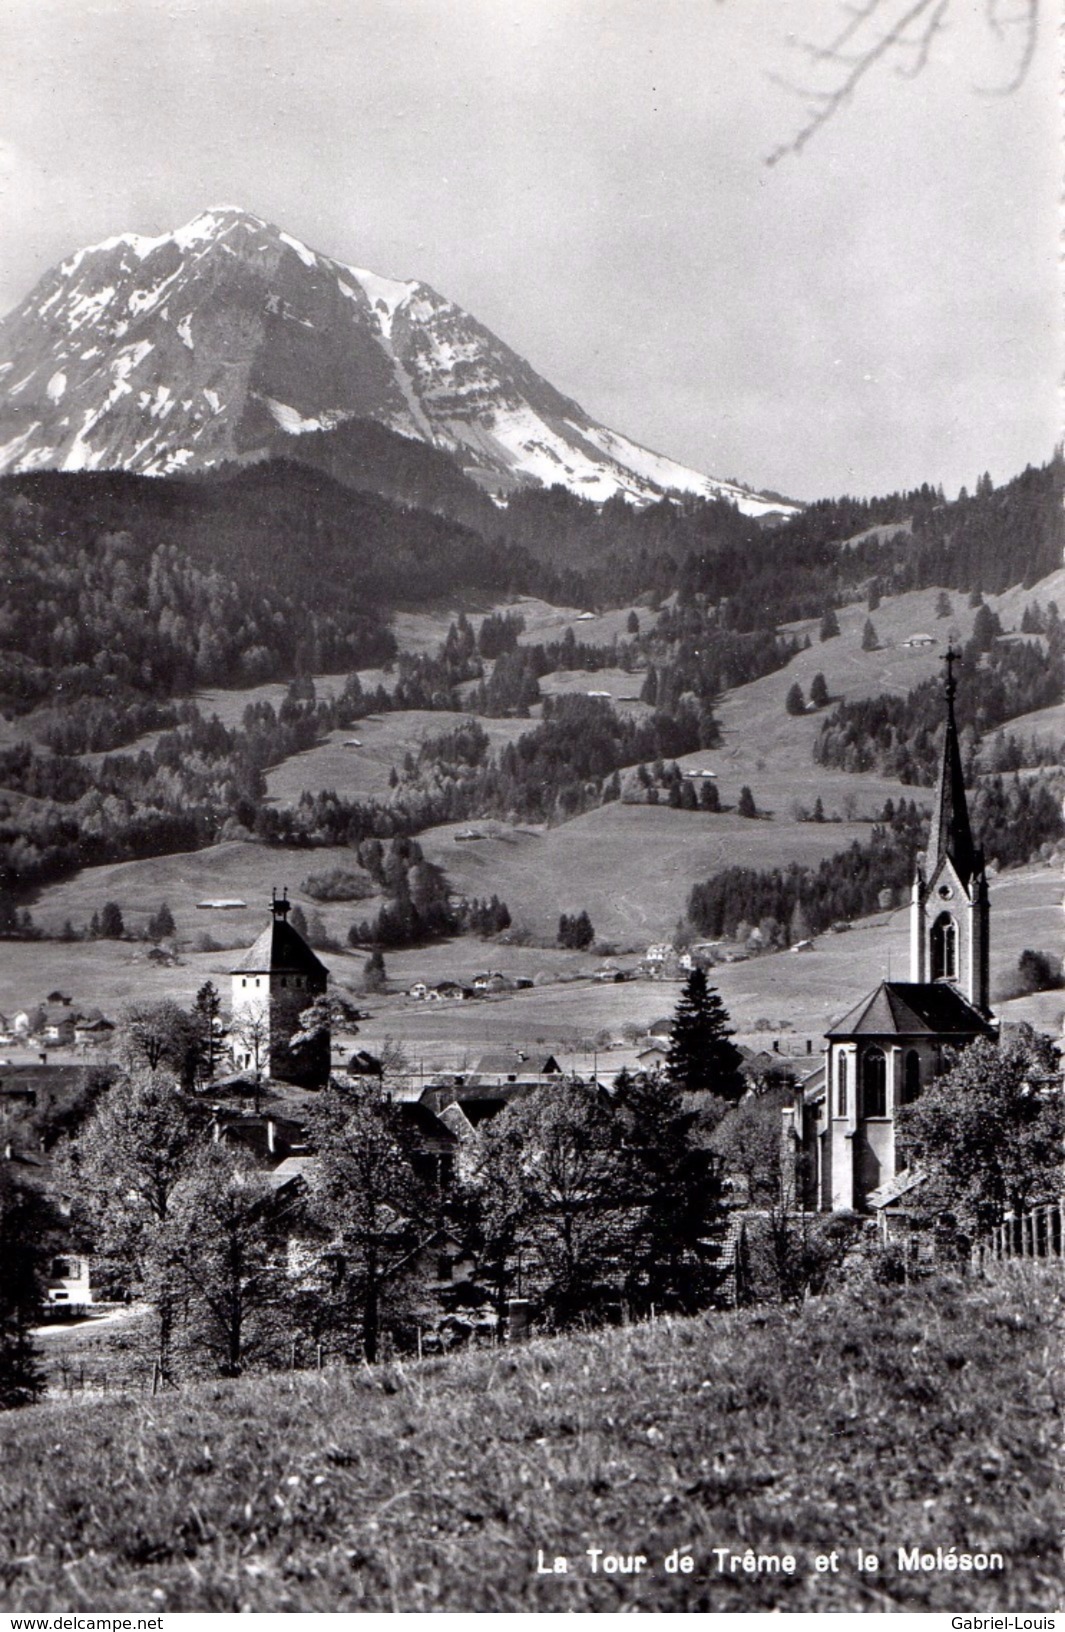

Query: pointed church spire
<box><xmin>925</xmin><ymin>644</ymin><xmax>978</xmax><ymax>883</ymax></box>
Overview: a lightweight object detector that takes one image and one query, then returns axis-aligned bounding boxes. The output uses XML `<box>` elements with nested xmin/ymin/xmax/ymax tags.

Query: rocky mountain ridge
<box><xmin>0</xmin><ymin>207</ymin><xmax>794</xmax><ymax>515</ymax></box>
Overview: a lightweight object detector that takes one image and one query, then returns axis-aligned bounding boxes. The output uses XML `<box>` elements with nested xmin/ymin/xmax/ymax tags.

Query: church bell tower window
<box><xmin>930</xmin><ymin>912</ymin><xmax>957</xmax><ymax>982</ymax></box>
<box><xmin>902</xmin><ymin>1049</ymin><xmax>922</xmax><ymax>1104</ymax></box>
<box><xmin>861</xmin><ymin>1048</ymin><xmax>887</xmax><ymax>1117</ymax></box>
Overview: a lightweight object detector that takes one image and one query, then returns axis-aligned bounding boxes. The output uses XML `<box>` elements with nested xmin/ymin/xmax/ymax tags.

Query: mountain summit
<box><xmin>0</xmin><ymin>206</ymin><xmax>792</xmax><ymax>513</ymax></box>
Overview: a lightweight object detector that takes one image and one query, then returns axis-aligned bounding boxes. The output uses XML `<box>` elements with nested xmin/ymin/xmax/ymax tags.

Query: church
<box><xmin>787</xmin><ymin>650</ymin><xmax>997</xmax><ymax>1213</ymax></box>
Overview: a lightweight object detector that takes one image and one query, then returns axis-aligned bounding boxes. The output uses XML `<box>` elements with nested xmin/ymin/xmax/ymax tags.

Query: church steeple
<box><xmin>924</xmin><ymin>645</ymin><xmax>979</xmax><ymax>884</ymax></box>
<box><xmin>910</xmin><ymin>645</ymin><xmax>990</xmax><ymax>1013</ymax></box>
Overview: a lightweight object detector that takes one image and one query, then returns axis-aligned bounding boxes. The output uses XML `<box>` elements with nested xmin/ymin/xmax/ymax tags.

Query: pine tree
<box><xmin>819</xmin><ymin>607</ymin><xmax>840</xmax><ymax>641</ymax></box>
<box><xmin>861</xmin><ymin>618</ymin><xmax>879</xmax><ymax>651</ymax></box>
<box><xmin>147</xmin><ymin>902</ymin><xmax>175</xmax><ymax>942</ymax></box>
<box><xmin>665</xmin><ymin>968</ymin><xmax>744</xmax><ymax>1100</ymax></box>
<box><xmin>810</xmin><ymin>672</ymin><xmax>829</xmax><ymax>708</ymax></box>
<box><xmin>785</xmin><ymin>681</ymin><xmax>805</xmax><ymax>716</ymax></box>
<box><xmin>699</xmin><ymin>779</ymin><xmax>721</xmax><ymax>812</ymax></box>
<box><xmin>615</xmin><ymin>1071</ymin><xmax>725</xmax><ymax>1312</ymax></box>
<box><xmin>737</xmin><ymin>785</ymin><xmax>758</xmax><ymax>818</ymax></box>
<box><xmin>0</xmin><ymin>1168</ymin><xmax>56</xmax><ymax>1409</ymax></box>
<box><xmin>193</xmin><ymin>981</ymin><xmax>222</xmax><ymax>1081</ymax></box>
<box><xmin>363</xmin><ymin>948</ymin><xmax>387</xmax><ymax>993</ymax></box>
<box><xmin>99</xmin><ymin>902</ymin><xmax>124</xmax><ymax>939</ymax></box>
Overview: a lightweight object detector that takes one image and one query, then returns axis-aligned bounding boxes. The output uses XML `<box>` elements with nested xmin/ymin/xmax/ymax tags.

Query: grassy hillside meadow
<box><xmin>0</xmin><ymin>1269</ymin><xmax>1060</xmax><ymax>1611</ymax></box>
<box><xmin>4</xmin><ymin>574</ymin><xmax>1064</xmax><ymax>1068</ymax></box>
<box><xmin>264</xmin><ymin>710</ymin><xmax>531</xmax><ymax>807</ymax></box>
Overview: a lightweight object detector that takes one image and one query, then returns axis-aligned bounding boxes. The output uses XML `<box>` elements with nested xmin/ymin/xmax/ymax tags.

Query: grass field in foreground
<box><xmin>0</xmin><ymin>1270</ymin><xmax>1059</xmax><ymax>1612</ymax></box>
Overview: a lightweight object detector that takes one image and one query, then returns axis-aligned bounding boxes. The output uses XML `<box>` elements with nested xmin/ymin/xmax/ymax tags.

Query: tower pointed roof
<box><xmin>925</xmin><ymin>644</ymin><xmax>979</xmax><ymax>884</ymax></box>
<box><xmin>229</xmin><ymin>891</ymin><xmax>328</xmax><ymax>979</ymax></box>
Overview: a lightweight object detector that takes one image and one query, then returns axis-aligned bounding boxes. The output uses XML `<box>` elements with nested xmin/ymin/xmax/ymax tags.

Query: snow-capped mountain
<box><xmin>0</xmin><ymin>207</ymin><xmax>794</xmax><ymax>514</ymax></box>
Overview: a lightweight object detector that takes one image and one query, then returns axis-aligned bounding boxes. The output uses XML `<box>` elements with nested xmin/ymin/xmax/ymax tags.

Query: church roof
<box><xmin>924</xmin><ymin>656</ymin><xmax>980</xmax><ymax>885</ymax></box>
<box><xmin>826</xmin><ymin>981</ymin><xmax>994</xmax><ymax>1040</ymax></box>
<box><xmin>230</xmin><ymin>916</ymin><xmax>328</xmax><ymax>979</ymax></box>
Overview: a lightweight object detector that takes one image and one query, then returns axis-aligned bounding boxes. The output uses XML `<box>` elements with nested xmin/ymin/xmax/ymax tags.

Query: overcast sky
<box><xmin>0</xmin><ymin>0</ymin><xmax>1059</xmax><ymax>501</ymax></box>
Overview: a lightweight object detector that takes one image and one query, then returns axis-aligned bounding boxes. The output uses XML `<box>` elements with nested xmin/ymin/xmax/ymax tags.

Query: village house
<box><xmin>46</xmin><ymin>1253</ymin><xmax>93</xmax><ymax>1308</ymax></box>
<box><xmin>74</xmin><ymin>1015</ymin><xmax>116</xmax><ymax>1046</ymax></box>
<box><xmin>346</xmin><ymin>1049</ymin><xmax>384</xmax><ymax>1079</ymax></box>
<box><xmin>472</xmin><ymin>1051</ymin><xmax>562</xmax><ymax>1086</ymax></box>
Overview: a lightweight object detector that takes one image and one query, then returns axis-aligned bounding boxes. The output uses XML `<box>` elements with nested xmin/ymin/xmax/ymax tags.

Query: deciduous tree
<box><xmin>899</xmin><ymin>1027</ymin><xmax>1065</xmax><ymax>1239</ymax></box>
<box><xmin>307</xmin><ymin>1085</ymin><xmax>429</xmax><ymax>1362</ymax></box>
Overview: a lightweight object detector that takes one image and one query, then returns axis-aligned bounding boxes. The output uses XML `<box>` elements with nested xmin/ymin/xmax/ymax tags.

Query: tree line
<box><xmin>687</xmin><ymin>781</ymin><xmax>1064</xmax><ymax>945</ymax></box>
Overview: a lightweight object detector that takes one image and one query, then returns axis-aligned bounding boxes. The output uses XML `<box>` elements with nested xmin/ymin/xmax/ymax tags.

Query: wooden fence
<box><xmin>971</xmin><ymin>1201</ymin><xmax>1065</xmax><ymax>1267</ymax></box>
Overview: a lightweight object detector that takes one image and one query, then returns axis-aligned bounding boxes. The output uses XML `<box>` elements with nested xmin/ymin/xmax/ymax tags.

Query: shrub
<box><xmin>302</xmin><ymin>868</ymin><xmax>374</xmax><ymax>902</ymax></box>
<box><xmin>1016</xmin><ymin>948</ymin><xmax>1062</xmax><ymax>994</ymax></box>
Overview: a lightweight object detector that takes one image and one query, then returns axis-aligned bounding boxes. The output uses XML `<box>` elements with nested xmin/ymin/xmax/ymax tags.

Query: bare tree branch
<box><xmin>766</xmin><ymin>0</ymin><xmax>1040</xmax><ymax>165</ymax></box>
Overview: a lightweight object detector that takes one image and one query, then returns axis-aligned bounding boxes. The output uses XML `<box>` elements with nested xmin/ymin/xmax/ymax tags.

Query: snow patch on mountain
<box><xmin>279</xmin><ymin>230</ymin><xmax>318</xmax><ymax>269</ymax></box>
<box><xmin>344</xmin><ymin>267</ymin><xmax>416</xmax><ymax>340</ymax></box>
<box><xmin>262</xmin><ymin>397</ymin><xmax>348</xmax><ymax>435</ymax></box>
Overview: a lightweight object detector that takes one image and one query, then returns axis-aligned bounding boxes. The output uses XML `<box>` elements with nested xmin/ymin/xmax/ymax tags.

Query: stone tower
<box><xmin>230</xmin><ymin>890</ymin><xmax>330</xmax><ymax>1086</ymax></box>
<box><xmin>910</xmin><ymin>645</ymin><xmax>990</xmax><ymax>1014</ymax></box>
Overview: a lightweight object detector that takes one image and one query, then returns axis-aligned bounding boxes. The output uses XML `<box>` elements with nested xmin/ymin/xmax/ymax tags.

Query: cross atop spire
<box><xmin>271</xmin><ymin>887</ymin><xmax>290</xmax><ymax>922</ymax></box>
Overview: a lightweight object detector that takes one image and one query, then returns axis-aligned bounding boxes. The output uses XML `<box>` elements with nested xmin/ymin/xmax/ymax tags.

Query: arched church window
<box><xmin>930</xmin><ymin>912</ymin><xmax>958</xmax><ymax>982</ymax></box>
<box><xmin>862</xmin><ymin>1048</ymin><xmax>887</xmax><ymax>1117</ymax></box>
<box><xmin>837</xmin><ymin>1052</ymin><xmax>848</xmax><ymax>1115</ymax></box>
<box><xmin>902</xmin><ymin>1049</ymin><xmax>922</xmax><ymax>1104</ymax></box>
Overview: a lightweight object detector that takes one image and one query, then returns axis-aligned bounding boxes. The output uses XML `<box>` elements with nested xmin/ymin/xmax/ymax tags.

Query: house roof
<box><xmin>347</xmin><ymin>1050</ymin><xmax>383</xmax><ymax>1075</ymax></box>
<box><xmin>230</xmin><ymin>915</ymin><xmax>328</xmax><ymax>979</ymax></box>
<box><xmin>798</xmin><ymin>1062</ymin><xmax>827</xmax><ymax>1101</ymax></box>
<box><xmin>475</xmin><ymin>1051</ymin><xmax>559</xmax><ymax>1077</ymax></box>
<box><xmin>397</xmin><ymin>1101</ymin><xmax>460</xmax><ymax>1147</ymax></box>
<box><xmin>437</xmin><ymin>1101</ymin><xmax>479</xmax><ymax>1142</ymax></box>
<box><xmin>826</xmin><ymin>981</ymin><xmax>994</xmax><ymax>1040</ymax></box>
<box><xmin>866</xmin><ymin>1168</ymin><xmax>927</xmax><ymax>1210</ymax></box>
<box><xmin>265</xmin><ymin>1155</ymin><xmax>319</xmax><ymax>1190</ymax></box>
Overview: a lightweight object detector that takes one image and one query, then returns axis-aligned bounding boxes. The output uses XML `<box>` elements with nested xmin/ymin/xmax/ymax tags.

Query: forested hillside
<box><xmin>0</xmin><ymin>462</ymin><xmax>545</xmax><ymax>715</ymax></box>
